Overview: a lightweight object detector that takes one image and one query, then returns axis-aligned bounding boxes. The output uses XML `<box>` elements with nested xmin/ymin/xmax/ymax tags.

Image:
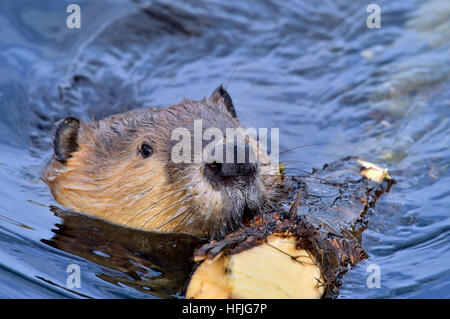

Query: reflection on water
<box><xmin>0</xmin><ymin>0</ymin><xmax>448</xmax><ymax>298</ymax></box>
<box><xmin>43</xmin><ymin>207</ymin><xmax>205</xmax><ymax>298</ymax></box>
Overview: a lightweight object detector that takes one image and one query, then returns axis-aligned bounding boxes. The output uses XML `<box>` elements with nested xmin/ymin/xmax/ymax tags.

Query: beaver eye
<box><xmin>140</xmin><ymin>142</ymin><xmax>154</xmax><ymax>159</ymax></box>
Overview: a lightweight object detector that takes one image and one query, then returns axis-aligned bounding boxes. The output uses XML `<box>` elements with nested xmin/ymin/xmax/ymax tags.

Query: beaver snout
<box><xmin>204</xmin><ymin>142</ymin><xmax>258</xmax><ymax>176</ymax></box>
<box><xmin>206</xmin><ymin>161</ymin><xmax>257</xmax><ymax>177</ymax></box>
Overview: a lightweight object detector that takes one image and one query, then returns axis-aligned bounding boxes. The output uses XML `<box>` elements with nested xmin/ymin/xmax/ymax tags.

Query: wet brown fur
<box><xmin>42</xmin><ymin>94</ymin><xmax>282</xmax><ymax>238</ymax></box>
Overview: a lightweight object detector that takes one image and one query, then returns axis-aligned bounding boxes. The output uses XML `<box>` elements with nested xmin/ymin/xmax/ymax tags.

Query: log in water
<box><xmin>186</xmin><ymin>157</ymin><xmax>395</xmax><ymax>298</ymax></box>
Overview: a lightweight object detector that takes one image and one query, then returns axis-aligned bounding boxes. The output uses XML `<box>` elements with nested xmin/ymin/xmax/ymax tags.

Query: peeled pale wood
<box><xmin>186</xmin><ymin>157</ymin><xmax>395</xmax><ymax>299</ymax></box>
<box><xmin>187</xmin><ymin>235</ymin><xmax>324</xmax><ymax>298</ymax></box>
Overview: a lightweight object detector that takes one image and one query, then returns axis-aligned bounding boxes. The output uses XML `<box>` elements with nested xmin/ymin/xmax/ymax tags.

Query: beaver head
<box><xmin>42</xmin><ymin>86</ymin><xmax>282</xmax><ymax>238</ymax></box>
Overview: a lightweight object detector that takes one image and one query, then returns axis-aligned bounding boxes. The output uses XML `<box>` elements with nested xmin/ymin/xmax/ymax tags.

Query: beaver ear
<box><xmin>210</xmin><ymin>85</ymin><xmax>237</xmax><ymax>118</ymax></box>
<box><xmin>53</xmin><ymin>117</ymin><xmax>80</xmax><ymax>163</ymax></box>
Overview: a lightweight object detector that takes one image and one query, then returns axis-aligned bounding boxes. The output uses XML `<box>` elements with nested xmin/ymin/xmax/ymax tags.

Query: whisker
<box><xmin>139</xmin><ymin>194</ymin><xmax>197</xmax><ymax>230</ymax></box>
<box><xmin>280</xmin><ymin>160</ymin><xmax>320</xmax><ymax>170</ymax></box>
<box><xmin>180</xmin><ymin>210</ymin><xmax>204</xmax><ymax>234</ymax></box>
<box><xmin>103</xmin><ymin>185</ymin><xmax>194</xmax><ymax>247</ymax></box>
<box><xmin>273</xmin><ymin>143</ymin><xmax>321</xmax><ymax>157</ymax></box>
<box><xmin>156</xmin><ymin>206</ymin><xmax>194</xmax><ymax>231</ymax></box>
<box><xmin>225</xmin><ymin>62</ymin><xmax>241</xmax><ymax>90</ymax></box>
<box><xmin>263</xmin><ymin>165</ymin><xmax>347</xmax><ymax>185</ymax></box>
<box><xmin>172</xmin><ymin>207</ymin><xmax>198</xmax><ymax>233</ymax></box>
<box><xmin>279</xmin><ymin>167</ymin><xmax>352</xmax><ymax>185</ymax></box>
<box><xmin>278</xmin><ymin>167</ymin><xmax>314</xmax><ymax>174</ymax></box>
<box><xmin>262</xmin><ymin>172</ymin><xmax>345</xmax><ymax>185</ymax></box>
<box><xmin>125</xmin><ymin>185</ymin><xmax>193</xmax><ymax>226</ymax></box>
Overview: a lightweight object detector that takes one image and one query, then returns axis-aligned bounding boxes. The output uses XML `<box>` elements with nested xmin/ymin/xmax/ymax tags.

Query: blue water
<box><xmin>0</xmin><ymin>0</ymin><xmax>449</xmax><ymax>298</ymax></box>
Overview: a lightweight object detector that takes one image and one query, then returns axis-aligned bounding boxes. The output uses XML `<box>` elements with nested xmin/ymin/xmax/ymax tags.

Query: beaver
<box><xmin>42</xmin><ymin>86</ymin><xmax>282</xmax><ymax>238</ymax></box>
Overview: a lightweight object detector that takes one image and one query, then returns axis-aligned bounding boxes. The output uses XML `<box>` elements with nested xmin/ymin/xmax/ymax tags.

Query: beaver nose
<box><xmin>206</xmin><ymin>161</ymin><xmax>257</xmax><ymax>177</ymax></box>
<box><xmin>205</xmin><ymin>143</ymin><xmax>258</xmax><ymax>177</ymax></box>
<box><xmin>218</xmin><ymin>161</ymin><xmax>257</xmax><ymax>176</ymax></box>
